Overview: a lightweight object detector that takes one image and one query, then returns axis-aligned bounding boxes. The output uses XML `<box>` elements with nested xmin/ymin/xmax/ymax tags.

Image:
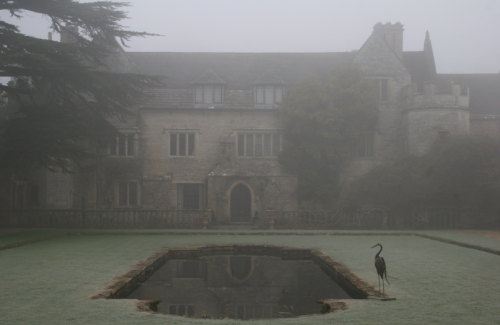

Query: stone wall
<box><xmin>139</xmin><ymin>108</ymin><xmax>297</xmax><ymax>222</ymax></box>
<box><xmin>207</xmin><ymin>175</ymin><xmax>297</xmax><ymax>224</ymax></box>
<box><xmin>410</xmin><ymin>83</ymin><xmax>469</xmax><ymax>109</ymax></box>
<box><xmin>405</xmin><ymin>107</ymin><xmax>469</xmax><ymax>155</ymax></box>
<box><xmin>140</xmin><ymin>108</ymin><xmax>285</xmax><ymax>178</ymax></box>
<box><xmin>403</xmin><ymin>82</ymin><xmax>470</xmax><ymax>155</ymax></box>
<box><xmin>341</xmin><ymin>30</ymin><xmax>412</xmax><ymax>183</ymax></box>
<box><xmin>142</xmin><ymin>176</ymin><xmax>173</xmax><ymax>209</ymax></box>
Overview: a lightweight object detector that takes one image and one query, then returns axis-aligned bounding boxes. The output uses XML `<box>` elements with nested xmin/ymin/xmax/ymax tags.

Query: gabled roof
<box><xmin>253</xmin><ymin>70</ymin><xmax>286</xmax><ymax>85</ymax></box>
<box><xmin>191</xmin><ymin>69</ymin><xmax>225</xmax><ymax>84</ymax></box>
<box><xmin>353</xmin><ymin>31</ymin><xmax>409</xmax><ymax>77</ymax></box>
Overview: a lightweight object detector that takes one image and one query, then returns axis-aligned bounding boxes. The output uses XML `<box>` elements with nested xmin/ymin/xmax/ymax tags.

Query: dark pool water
<box><xmin>127</xmin><ymin>255</ymin><xmax>351</xmax><ymax>319</ymax></box>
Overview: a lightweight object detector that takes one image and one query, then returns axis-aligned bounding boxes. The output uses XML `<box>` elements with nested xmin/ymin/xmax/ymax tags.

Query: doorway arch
<box><xmin>229</xmin><ymin>182</ymin><xmax>253</xmax><ymax>223</ymax></box>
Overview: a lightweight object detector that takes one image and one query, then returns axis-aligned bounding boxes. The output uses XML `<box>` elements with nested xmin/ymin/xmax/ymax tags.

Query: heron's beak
<box><xmin>371</xmin><ymin>244</ymin><xmax>378</xmax><ymax>248</ymax></box>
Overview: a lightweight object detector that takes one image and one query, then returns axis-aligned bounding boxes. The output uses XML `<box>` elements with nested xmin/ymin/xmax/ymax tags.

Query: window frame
<box><xmin>116</xmin><ymin>181</ymin><xmax>141</xmax><ymax>207</ymax></box>
<box><xmin>237</xmin><ymin>132</ymin><xmax>282</xmax><ymax>158</ymax></box>
<box><xmin>254</xmin><ymin>85</ymin><xmax>284</xmax><ymax>106</ymax></box>
<box><xmin>372</xmin><ymin>79</ymin><xmax>390</xmax><ymax>102</ymax></box>
<box><xmin>169</xmin><ymin>132</ymin><xmax>196</xmax><ymax>157</ymax></box>
<box><xmin>109</xmin><ymin>132</ymin><xmax>137</xmax><ymax>157</ymax></box>
<box><xmin>193</xmin><ymin>84</ymin><xmax>224</xmax><ymax>105</ymax></box>
<box><xmin>177</xmin><ymin>183</ymin><xmax>204</xmax><ymax>210</ymax></box>
<box><xmin>351</xmin><ymin>134</ymin><xmax>375</xmax><ymax>158</ymax></box>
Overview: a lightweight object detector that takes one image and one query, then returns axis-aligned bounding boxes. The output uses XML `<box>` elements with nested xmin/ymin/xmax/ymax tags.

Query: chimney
<box><xmin>373</xmin><ymin>22</ymin><xmax>404</xmax><ymax>60</ymax></box>
<box><xmin>60</xmin><ymin>24</ymin><xmax>79</xmax><ymax>44</ymax></box>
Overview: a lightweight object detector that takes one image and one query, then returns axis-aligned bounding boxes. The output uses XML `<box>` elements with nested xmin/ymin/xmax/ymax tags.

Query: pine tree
<box><xmin>0</xmin><ymin>0</ymin><xmax>160</xmax><ymax>173</ymax></box>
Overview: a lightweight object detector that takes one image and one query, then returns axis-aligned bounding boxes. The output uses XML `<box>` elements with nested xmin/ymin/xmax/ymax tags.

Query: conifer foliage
<box><xmin>0</xmin><ymin>1</ymin><xmax>159</xmax><ymax>173</ymax></box>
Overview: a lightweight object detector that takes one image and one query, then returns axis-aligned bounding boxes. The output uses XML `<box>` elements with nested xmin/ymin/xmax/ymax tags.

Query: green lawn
<box><xmin>1</xmin><ymin>230</ymin><xmax>499</xmax><ymax>324</ymax></box>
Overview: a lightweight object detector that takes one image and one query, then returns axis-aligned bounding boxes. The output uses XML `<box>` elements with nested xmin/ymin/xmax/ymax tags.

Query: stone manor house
<box><xmin>3</xmin><ymin>23</ymin><xmax>500</xmax><ymax>225</ymax></box>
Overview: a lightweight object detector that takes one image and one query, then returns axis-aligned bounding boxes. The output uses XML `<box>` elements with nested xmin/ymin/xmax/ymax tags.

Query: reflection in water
<box><xmin>127</xmin><ymin>255</ymin><xmax>351</xmax><ymax>319</ymax></box>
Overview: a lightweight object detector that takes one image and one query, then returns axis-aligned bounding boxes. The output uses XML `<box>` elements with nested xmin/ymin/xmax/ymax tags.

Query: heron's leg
<box><xmin>382</xmin><ymin>278</ymin><xmax>385</xmax><ymax>296</ymax></box>
<box><xmin>378</xmin><ymin>276</ymin><xmax>381</xmax><ymax>295</ymax></box>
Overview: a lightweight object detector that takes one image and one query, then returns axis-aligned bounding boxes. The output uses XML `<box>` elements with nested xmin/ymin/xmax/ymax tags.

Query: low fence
<box><xmin>5</xmin><ymin>207</ymin><xmax>483</xmax><ymax>230</ymax></box>
<box><xmin>268</xmin><ymin>208</ymin><xmax>464</xmax><ymax>230</ymax></box>
<box><xmin>12</xmin><ymin>209</ymin><xmax>211</xmax><ymax>229</ymax></box>
<box><xmin>403</xmin><ymin>207</ymin><xmax>462</xmax><ymax>229</ymax></box>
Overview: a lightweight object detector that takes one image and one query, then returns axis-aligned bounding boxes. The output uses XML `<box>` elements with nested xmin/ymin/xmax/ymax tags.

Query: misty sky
<box><xmin>2</xmin><ymin>0</ymin><xmax>500</xmax><ymax>73</ymax></box>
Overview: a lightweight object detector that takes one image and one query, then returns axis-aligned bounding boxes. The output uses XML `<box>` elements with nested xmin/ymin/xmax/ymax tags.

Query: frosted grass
<box><xmin>1</xmin><ymin>231</ymin><xmax>499</xmax><ymax>324</ymax></box>
<box><xmin>0</xmin><ymin>229</ymin><xmax>66</xmax><ymax>247</ymax></box>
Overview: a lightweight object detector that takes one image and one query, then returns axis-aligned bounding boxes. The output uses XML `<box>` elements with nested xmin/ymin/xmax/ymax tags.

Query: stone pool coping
<box><xmin>90</xmin><ymin>244</ymin><xmax>381</xmax><ymax>315</ymax></box>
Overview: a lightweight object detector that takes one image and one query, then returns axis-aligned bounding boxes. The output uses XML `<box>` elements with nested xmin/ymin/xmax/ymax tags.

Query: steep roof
<box><xmin>124</xmin><ymin>50</ymin><xmax>499</xmax><ymax>114</ymax></box>
<box><xmin>126</xmin><ymin>52</ymin><xmax>352</xmax><ymax>90</ymax></box>
<box><xmin>402</xmin><ymin>51</ymin><xmax>435</xmax><ymax>84</ymax></box>
<box><xmin>126</xmin><ymin>52</ymin><xmax>352</xmax><ymax>109</ymax></box>
<box><xmin>437</xmin><ymin>74</ymin><xmax>500</xmax><ymax>115</ymax></box>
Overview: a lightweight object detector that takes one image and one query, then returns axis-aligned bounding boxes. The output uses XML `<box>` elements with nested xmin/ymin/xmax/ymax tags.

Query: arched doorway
<box><xmin>230</xmin><ymin>183</ymin><xmax>252</xmax><ymax>223</ymax></box>
<box><xmin>228</xmin><ymin>256</ymin><xmax>255</xmax><ymax>283</ymax></box>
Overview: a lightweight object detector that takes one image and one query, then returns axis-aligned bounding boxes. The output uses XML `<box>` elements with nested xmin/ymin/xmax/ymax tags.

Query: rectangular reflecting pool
<box><xmin>127</xmin><ymin>255</ymin><xmax>352</xmax><ymax>319</ymax></box>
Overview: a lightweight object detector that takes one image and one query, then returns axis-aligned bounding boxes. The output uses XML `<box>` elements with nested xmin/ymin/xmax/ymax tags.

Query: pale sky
<box><xmin>2</xmin><ymin>0</ymin><xmax>500</xmax><ymax>73</ymax></box>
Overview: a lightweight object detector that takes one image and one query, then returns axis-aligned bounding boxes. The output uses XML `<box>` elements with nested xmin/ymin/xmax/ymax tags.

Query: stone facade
<box><xmin>136</xmin><ymin>107</ymin><xmax>297</xmax><ymax>222</ymax></box>
<box><xmin>403</xmin><ymin>83</ymin><xmax>470</xmax><ymax>155</ymax></box>
<box><xmin>4</xmin><ymin>22</ymin><xmax>500</xmax><ymax>225</ymax></box>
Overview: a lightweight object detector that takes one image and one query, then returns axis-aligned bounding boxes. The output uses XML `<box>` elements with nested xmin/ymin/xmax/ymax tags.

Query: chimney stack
<box><xmin>373</xmin><ymin>22</ymin><xmax>404</xmax><ymax>60</ymax></box>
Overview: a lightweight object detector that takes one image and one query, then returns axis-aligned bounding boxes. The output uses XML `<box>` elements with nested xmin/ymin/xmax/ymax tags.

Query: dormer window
<box><xmin>194</xmin><ymin>85</ymin><xmax>223</xmax><ymax>104</ymax></box>
<box><xmin>192</xmin><ymin>69</ymin><xmax>225</xmax><ymax>106</ymax></box>
<box><xmin>253</xmin><ymin>70</ymin><xmax>286</xmax><ymax>107</ymax></box>
<box><xmin>255</xmin><ymin>86</ymin><xmax>283</xmax><ymax>105</ymax></box>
